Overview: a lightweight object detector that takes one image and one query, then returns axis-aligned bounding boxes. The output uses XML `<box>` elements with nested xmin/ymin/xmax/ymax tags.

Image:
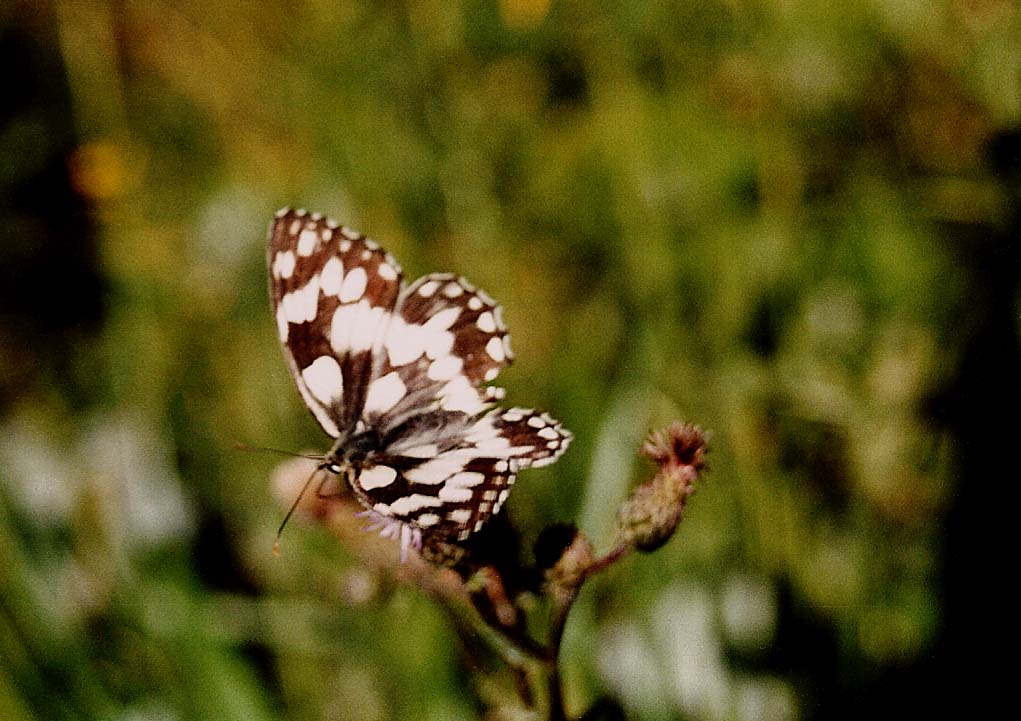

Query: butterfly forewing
<box><xmin>268</xmin><ymin>209</ymin><xmax>402</xmax><ymax>436</ymax></box>
<box><xmin>352</xmin><ymin>406</ymin><xmax>571</xmax><ymax>539</ymax></box>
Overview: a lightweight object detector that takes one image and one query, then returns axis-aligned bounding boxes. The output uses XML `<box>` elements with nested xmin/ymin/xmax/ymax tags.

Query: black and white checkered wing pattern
<box><xmin>472</xmin><ymin>407</ymin><xmax>572</xmax><ymax>469</ymax></box>
<box><xmin>353</xmin><ymin>408</ymin><xmax>572</xmax><ymax>540</ymax></box>
<box><xmin>268</xmin><ymin>208</ymin><xmax>402</xmax><ymax>437</ymax></box>
<box><xmin>399</xmin><ymin>273</ymin><xmax>513</xmax><ymax>387</ymax></box>
<box><xmin>350</xmin><ymin>452</ymin><xmax>518</xmax><ymax>541</ymax></box>
<box><xmin>361</xmin><ymin>274</ymin><xmax>513</xmax><ymax>432</ymax></box>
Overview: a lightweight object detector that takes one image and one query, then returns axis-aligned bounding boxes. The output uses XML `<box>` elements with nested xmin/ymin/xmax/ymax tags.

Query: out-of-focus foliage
<box><xmin>1</xmin><ymin>1</ymin><xmax>1018</xmax><ymax>720</ymax></box>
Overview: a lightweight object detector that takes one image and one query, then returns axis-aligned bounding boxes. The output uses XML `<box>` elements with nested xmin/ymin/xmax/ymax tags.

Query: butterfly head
<box><xmin>328</xmin><ymin>426</ymin><xmax>382</xmax><ymax>464</ymax></box>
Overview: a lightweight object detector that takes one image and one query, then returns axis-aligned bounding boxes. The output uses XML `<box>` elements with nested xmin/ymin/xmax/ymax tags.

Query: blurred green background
<box><xmin>2</xmin><ymin>1</ymin><xmax>1019</xmax><ymax>719</ymax></box>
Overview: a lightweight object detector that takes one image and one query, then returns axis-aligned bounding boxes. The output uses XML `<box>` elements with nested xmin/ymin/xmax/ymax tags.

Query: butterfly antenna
<box><xmin>273</xmin><ymin>463</ymin><xmax>327</xmax><ymax>556</ymax></box>
<box><xmin>235</xmin><ymin>441</ymin><xmax>325</xmax><ymax>462</ymax></box>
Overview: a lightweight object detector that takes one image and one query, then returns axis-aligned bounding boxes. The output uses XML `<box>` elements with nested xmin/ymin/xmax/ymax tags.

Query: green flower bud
<box><xmin>616</xmin><ymin>423</ymin><xmax>708</xmax><ymax>552</ymax></box>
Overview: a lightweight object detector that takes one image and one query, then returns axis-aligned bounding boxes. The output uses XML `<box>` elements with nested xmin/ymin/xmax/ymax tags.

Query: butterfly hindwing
<box><xmin>268</xmin><ymin>209</ymin><xmax>403</xmax><ymax>437</ymax></box>
<box><xmin>470</xmin><ymin>407</ymin><xmax>573</xmax><ymax>469</ymax></box>
<box><xmin>352</xmin><ymin>452</ymin><xmax>518</xmax><ymax>540</ymax></box>
<box><xmin>351</xmin><ymin>406</ymin><xmax>572</xmax><ymax>541</ymax></box>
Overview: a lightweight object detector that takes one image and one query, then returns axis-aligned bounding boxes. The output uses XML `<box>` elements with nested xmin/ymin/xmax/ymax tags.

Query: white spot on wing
<box><xmin>427</xmin><ymin>307</ymin><xmax>461</xmax><ymax>332</ymax></box>
<box><xmin>448</xmin><ymin>508</ymin><xmax>472</xmax><ymax>524</ymax></box>
<box><xmin>428</xmin><ymin>355</ymin><xmax>464</xmax><ymax>381</ymax></box>
<box><xmin>424</xmin><ymin>329</ymin><xmax>454</xmax><ymax>360</ymax></box>
<box><xmin>359</xmin><ymin>465</ymin><xmax>397</xmax><ymax>490</ymax></box>
<box><xmin>404</xmin><ymin>454</ymin><xmax>472</xmax><ymax>485</ymax></box>
<box><xmin>439</xmin><ymin>485</ymin><xmax>473</xmax><ymax>503</ymax></box>
<box><xmin>418</xmin><ymin>280</ymin><xmax>440</xmax><ymax>297</ymax></box>
<box><xmin>439</xmin><ymin>376</ymin><xmax>486</xmax><ymax>414</ymax></box>
<box><xmin>273</xmin><ymin>250</ymin><xmax>296</xmax><ymax>279</ymax></box>
<box><xmin>378</xmin><ymin>262</ymin><xmax>397</xmax><ymax>280</ymax></box>
<box><xmin>443</xmin><ymin>282</ymin><xmax>464</xmax><ymax>298</ymax></box>
<box><xmin>447</xmin><ymin>471</ymin><xmax>485</xmax><ymax>488</ymax></box>
<box><xmin>301</xmin><ymin>356</ymin><xmax>343</xmax><ymax>405</ymax></box>
<box><xmin>320</xmin><ymin>257</ymin><xmax>344</xmax><ymax>296</ymax></box>
<box><xmin>485</xmin><ymin>336</ymin><xmax>505</xmax><ymax>362</ymax></box>
<box><xmin>331</xmin><ymin>300</ymin><xmax>388</xmax><ymax>353</ymax></box>
<box><xmin>389</xmin><ymin>494</ymin><xmax>443</xmax><ymax>515</ymax></box>
<box><xmin>476</xmin><ymin>311</ymin><xmax>496</xmax><ymax>333</ymax></box>
<box><xmin>339</xmin><ymin>267</ymin><xmax>368</xmax><ymax>303</ymax></box>
<box><xmin>282</xmin><ymin>276</ymin><xmax>321</xmax><ymax>323</ymax></box>
<box><xmin>385</xmin><ymin>317</ymin><xmax>426</xmax><ymax>365</ymax></box>
<box><xmin>416</xmin><ymin>513</ymin><xmax>440</xmax><ymax>527</ymax></box>
<box><xmin>297</xmin><ymin>228</ymin><xmax>318</xmax><ymax>256</ymax></box>
<box><xmin>363</xmin><ymin>372</ymin><xmax>406</xmax><ymax>416</ymax></box>
<box><xmin>276</xmin><ymin>304</ymin><xmax>289</xmax><ymax>342</ymax></box>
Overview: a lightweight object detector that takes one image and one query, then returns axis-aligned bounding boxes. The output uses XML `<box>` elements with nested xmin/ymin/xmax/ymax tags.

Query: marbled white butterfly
<box><xmin>268</xmin><ymin>208</ymin><xmax>571</xmax><ymax>559</ymax></box>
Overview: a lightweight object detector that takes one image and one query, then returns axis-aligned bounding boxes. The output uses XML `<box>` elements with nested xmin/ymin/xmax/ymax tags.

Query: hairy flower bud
<box><xmin>615</xmin><ymin>423</ymin><xmax>708</xmax><ymax>552</ymax></box>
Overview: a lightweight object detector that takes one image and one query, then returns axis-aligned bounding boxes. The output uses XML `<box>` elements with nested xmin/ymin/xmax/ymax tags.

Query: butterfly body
<box><xmin>268</xmin><ymin>208</ymin><xmax>570</xmax><ymax>556</ymax></box>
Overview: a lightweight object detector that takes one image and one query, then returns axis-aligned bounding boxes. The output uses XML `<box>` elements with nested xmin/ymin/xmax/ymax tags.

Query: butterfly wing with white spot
<box><xmin>400</xmin><ymin>274</ymin><xmax>513</xmax><ymax>385</ymax></box>
<box><xmin>351</xmin><ymin>406</ymin><xmax>571</xmax><ymax>541</ymax></box>
<box><xmin>351</xmin><ymin>451</ymin><xmax>519</xmax><ymax>541</ymax></box>
<box><xmin>268</xmin><ymin>208</ymin><xmax>404</xmax><ymax>436</ymax></box>
<box><xmin>471</xmin><ymin>407</ymin><xmax>573</xmax><ymax>469</ymax></box>
<box><xmin>363</xmin><ymin>273</ymin><xmax>513</xmax><ymax>432</ymax></box>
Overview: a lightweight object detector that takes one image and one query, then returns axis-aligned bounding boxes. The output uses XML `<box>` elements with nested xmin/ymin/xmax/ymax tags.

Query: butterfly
<box><xmin>268</xmin><ymin>208</ymin><xmax>571</xmax><ymax>559</ymax></box>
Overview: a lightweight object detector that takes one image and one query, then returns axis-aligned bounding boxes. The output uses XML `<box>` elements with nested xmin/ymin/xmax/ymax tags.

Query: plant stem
<box><xmin>584</xmin><ymin>542</ymin><xmax>631</xmax><ymax>577</ymax></box>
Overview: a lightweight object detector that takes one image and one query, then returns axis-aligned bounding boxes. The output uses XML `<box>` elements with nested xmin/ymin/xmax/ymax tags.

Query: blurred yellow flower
<box><xmin>68</xmin><ymin>140</ymin><xmax>128</xmax><ymax>200</ymax></box>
